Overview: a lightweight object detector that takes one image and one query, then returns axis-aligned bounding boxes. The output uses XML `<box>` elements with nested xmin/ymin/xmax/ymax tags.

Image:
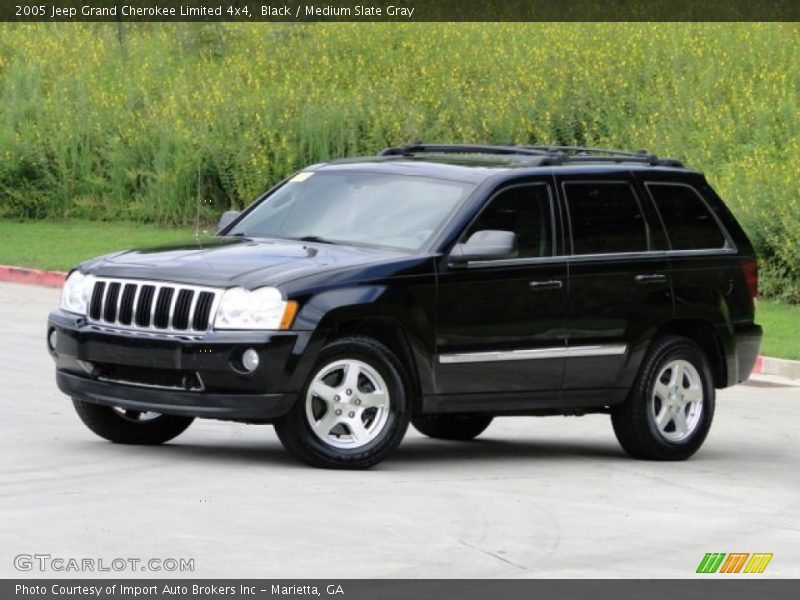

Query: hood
<box><xmin>82</xmin><ymin>236</ymin><xmax>408</xmax><ymax>288</ymax></box>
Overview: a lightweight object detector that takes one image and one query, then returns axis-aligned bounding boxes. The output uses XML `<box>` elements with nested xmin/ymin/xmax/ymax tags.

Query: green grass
<box><xmin>757</xmin><ymin>301</ymin><xmax>800</xmax><ymax>361</ymax></box>
<box><xmin>0</xmin><ymin>219</ymin><xmax>198</xmax><ymax>271</ymax></box>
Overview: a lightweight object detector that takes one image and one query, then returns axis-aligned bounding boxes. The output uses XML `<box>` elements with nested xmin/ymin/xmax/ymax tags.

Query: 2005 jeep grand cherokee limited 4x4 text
<box><xmin>48</xmin><ymin>144</ymin><xmax>762</xmax><ymax>468</ymax></box>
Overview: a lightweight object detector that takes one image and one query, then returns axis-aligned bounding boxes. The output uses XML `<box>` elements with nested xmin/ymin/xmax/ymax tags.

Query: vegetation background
<box><xmin>0</xmin><ymin>23</ymin><xmax>798</xmax><ymax>302</ymax></box>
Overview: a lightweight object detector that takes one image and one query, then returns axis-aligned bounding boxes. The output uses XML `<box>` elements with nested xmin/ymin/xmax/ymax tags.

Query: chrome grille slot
<box><xmin>172</xmin><ymin>289</ymin><xmax>194</xmax><ymax>330</ymax></box>
<box><xmin>135</xmin><ymin>285</ymin><xmax>156</xmax><ymax>327</ymax></box>
<box><xmin>153</xmin><ymin>287</ymin><xmax>174</xmax><ymax>329</ymax></box>
<box><xmin>87</xmin><ymin>278</ymin><xmax>221</xmax><ymax>334</ymax></box>
<box><xmin>118</xmin><ymin>284</ymin><xmax>137</xmax><ymax>325</ymax></box>
<box><xmin>193</xmin><ymin>291</ymin><xmax>215</xmax><ymax>331</ymax></box>
<box><xmin>103</xmin><ymin>282</ymin><xmax>121</xmax><ymax>322</ymax></box>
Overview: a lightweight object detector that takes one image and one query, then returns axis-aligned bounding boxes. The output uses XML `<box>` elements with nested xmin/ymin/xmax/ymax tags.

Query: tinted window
<box><xmin>466</xmin><ymin>184</ymin><xmax>553</xmax><ymax>258</ymax></box>
<box><xmin>564</xmin><ymin>182</ymin><xmax>648</xmax><ymax>254</ymax></box>
<box><xmin>647</xmin><ymin>184</ymin><xmax>726</xmax><ymax>250</ymax></box>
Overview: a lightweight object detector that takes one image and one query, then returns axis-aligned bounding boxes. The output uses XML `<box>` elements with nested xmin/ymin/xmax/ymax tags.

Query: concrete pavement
<box><xmin>1</xmin><ymin>281</ymin><xmax>798</xmax><ymax>578</ymax></box>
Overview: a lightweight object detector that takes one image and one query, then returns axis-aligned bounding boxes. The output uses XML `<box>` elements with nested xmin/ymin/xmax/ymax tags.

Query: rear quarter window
<box><xmin>646</xmin><ymin>183</ymin><xmax>727</xmax><ymax>250</ymax></box>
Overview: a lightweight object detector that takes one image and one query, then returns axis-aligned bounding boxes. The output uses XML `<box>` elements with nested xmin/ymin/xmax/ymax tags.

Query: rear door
<box><xmin>557</xmin><ymin>172</ymin><xmax>673</xmax><ymax>394</ymax></box>
<box><xmin>435</xmin><ymin>178</ymin><xmax>568</xmax><ymax>397</ymax></box>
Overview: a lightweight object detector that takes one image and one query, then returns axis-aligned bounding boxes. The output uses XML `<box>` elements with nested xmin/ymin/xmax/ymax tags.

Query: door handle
<box><xmin>529</xmin><ymin>280</ymin><xmax>563</xmax><ymax>291</ymax></box>
<box><xmin>635</xmin><ymin>273</ymin><xmax>667</xmax><ymax>284</ymax></box>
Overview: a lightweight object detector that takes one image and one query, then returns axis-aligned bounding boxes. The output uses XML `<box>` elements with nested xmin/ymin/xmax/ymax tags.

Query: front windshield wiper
<box><xmin>285</xmin><ymin>235</ymin><xmax>341</xmax><ymax>245</ymax></box>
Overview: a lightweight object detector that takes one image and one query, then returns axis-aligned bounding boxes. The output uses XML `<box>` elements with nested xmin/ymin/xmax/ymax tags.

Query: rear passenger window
<box><xmin>564</xmin><ymin>182</ymin><xmax>648</xmax><ymax>254</ymax></box>
<box><xmin>647</xmin><ymin>184</ymin><xmax>727</xmax><ymax>250</ymax></box>
<box><xmin>467</xmin><ymin>184</ymin><xmax>553</xmax><ymax>258</ymax></box>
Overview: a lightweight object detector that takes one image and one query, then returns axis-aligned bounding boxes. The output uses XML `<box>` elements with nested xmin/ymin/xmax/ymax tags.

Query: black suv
<box><xmin>48</xmin><ymin>144</ymin><xmax>762</xmax><ymax>468</ymax></box>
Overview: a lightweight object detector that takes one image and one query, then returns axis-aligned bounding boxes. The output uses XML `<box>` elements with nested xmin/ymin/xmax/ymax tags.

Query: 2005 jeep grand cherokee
<box><xmin>48</xmin><ymin>144</ymin><xmax>762</xmax><ymax>468</ymax></box>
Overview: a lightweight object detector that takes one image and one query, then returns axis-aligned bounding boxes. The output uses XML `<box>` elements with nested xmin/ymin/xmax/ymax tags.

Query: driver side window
<box><xmin>466</xmin><ymin>183</ymin><xmax>554</xmax><ymax>258</ymax></box>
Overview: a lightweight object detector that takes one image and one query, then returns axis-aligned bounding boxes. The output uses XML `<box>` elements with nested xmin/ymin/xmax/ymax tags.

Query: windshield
<box><xmin>227</xmin><ymin>171</ymin><xmax>474</xmax><ymax>251</ymax></box>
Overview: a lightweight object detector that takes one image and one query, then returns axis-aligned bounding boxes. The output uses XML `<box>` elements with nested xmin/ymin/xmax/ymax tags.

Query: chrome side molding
<box><xmin>439</xmin><ymin>344</ymin><xmax>627</xmax><ymax>364</ymax></box>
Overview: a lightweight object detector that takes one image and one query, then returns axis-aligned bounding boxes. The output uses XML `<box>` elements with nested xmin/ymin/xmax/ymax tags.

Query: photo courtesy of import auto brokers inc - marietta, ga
<box><xmin>47</xmin><ymin>144</ymin><xmax>762</xmax><ymax>469</ymax></box>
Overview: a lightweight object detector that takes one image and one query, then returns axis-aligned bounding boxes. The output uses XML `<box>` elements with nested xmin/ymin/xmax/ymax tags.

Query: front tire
<box><xmin>611</xmin><ymin>335</ymin><xmax>715</xmax><ymax>460</ymax></box>
<box><xmin>412</xmin><ymin>415</ymin><xmax>493</xmax><ymax>441</ymax></box>
<box><xmin>72</xmin><ymin>398</ymin><xmax>194</xmax><ymax>445</ymax></box>
<box><xmin>274</xmin><ymin>336</ymin><xmax>411</xmax><ymax>469</ymax></box>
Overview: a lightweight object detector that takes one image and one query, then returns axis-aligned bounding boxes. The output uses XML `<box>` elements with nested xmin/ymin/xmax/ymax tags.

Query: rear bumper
<box><xmin>48</xmin><ymin>309</ymin><xmax>314</xmax><ymax>420</ymax></box>
<box><xmin>733</xmin><ymin>322</ymin><xmax>763</xmax><ymax>384</ymax></box>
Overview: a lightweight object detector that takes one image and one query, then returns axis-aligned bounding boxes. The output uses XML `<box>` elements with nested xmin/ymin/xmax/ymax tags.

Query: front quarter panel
<box><xmin>282</xmin><ymin>256</ymin><xmax>439</xmax><ymax>397</ymax></box>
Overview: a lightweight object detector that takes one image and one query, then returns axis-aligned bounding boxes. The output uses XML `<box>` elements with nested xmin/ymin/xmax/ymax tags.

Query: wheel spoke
<box><xmin>313</xmin><ymin>410</ymin><xmax>340</xmax><ymax>437</ymax></box>
<box><xmin>654</xmin><ymin>381</ymin><xmax>671</xmax><ymax>401</ymax></box>
<box><xmin>358</xmin><ymin>389</ymin><xmax>388</xmax><ymax>409</ymax></box>
<box><xmin>683</xmin><ymin>386</ymin><xmax>702</xmax><ymax>404</ymax></box>
<box><xmin>343</xmin><ymin>363</ymin><xmax>361</xmax><ymax>394</ymax></box>
<box><xmin>348</xmin><ymin>418</ymin><xmax>370</xmax><ymax>444</ymax></box>
<box><xmin>310</xmin><ymin>381</ymin><xmax>338</xmax><ymax>404</ymax></box>
<box><xmin>656</xmin><ymin>408</ymin><xmax>673</xmax><ymax>432</ymax></box>
<box><xmin>674</xmin><ymin>362</ymin><xmax>686</xmax><ymax>388</ymax></box>
<box><xmin>673</xmin><ymin>408</ymin><xmax>689</xmax><ymax>435</ymax></box>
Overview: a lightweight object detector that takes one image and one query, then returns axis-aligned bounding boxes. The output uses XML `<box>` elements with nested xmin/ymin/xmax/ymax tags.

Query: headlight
<box><xmin>213</xmin><ymin>286</ymin><xmax>298</xmax><ymax>330</ymax></box>
<box><xmin>60</xmin><ymin>271</ymin><xmax>96</xmax><ymax>315</ymax></box>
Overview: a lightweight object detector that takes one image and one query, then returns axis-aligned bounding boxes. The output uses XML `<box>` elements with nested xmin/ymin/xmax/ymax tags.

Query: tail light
<box><xmin>741</xmin><ymin>259</ymin><xmax>758</xmax><ymax>301</ymax></box>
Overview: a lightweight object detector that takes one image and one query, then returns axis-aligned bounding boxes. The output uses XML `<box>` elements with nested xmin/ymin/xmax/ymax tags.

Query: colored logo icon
<box><xmin>697</xmin><ymin>553</ymin><xmax>773</xmax><ymax>574</ymax></box>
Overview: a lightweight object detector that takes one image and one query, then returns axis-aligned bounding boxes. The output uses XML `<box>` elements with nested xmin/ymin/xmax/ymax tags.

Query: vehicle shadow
<box><xmin>391</xmin><ymin>437</ymin><xmax>626</xmax><ymax>465</ymax></box>
<box><xmin>144</xmin><ymin>436</ymin><xmax>627</xmax><ymax>468</ymax></box>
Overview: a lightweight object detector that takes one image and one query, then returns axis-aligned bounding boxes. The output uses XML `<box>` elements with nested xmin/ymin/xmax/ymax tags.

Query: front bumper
<box><xmin>48</xmin><ymin>309</ymin><xmax>314</xmax><ymax>421</ymax></box>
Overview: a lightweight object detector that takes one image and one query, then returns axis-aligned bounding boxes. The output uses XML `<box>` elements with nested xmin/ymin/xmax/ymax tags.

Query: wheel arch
<box><xmin>651</xmin><ymin>318</ymin><xmax>727</xmax><ymax>388</ymax></box>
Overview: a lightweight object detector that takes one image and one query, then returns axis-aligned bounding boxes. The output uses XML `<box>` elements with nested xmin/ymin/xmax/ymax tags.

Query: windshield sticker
<box><xmin>290</xmin><ymin>171</ymin><xmax>314</xmax><ymax>182</ymax></box>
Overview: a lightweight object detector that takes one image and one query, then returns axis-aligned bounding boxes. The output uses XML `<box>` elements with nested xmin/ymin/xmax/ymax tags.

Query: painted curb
<box><xmin>0</xmin><ymin>263</ymin><xmax>798</xmax><ymax>379</ymax></box>
<box><xmin>753</xmin><ymin>355</ymin><xmax>800</xmax><ymax>380</ymax></box>
<box><xmin>0</xmin><ymin>265</ymin><xmax>67</xmax><ymax>288</ymax></box>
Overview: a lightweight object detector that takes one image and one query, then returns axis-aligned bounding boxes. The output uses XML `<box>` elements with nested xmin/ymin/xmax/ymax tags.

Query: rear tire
<box><xmin>274</xmin><ymin>336</ymin><xmax>411</xmax><ymax>469</ymax></box>
<box><xmin>611</xmin><ymin>335</ymin><xmax>715</xmax><ymax>461</ymax></box>
<box><xmin>72</xmin><ymin>398</ymin><xmax>194</xmax><ymax>445</ymax></box>
<box><xmin>412</xmin><ymin>415</ymin><xmax>493</xmax><ymax>441</ymax></box>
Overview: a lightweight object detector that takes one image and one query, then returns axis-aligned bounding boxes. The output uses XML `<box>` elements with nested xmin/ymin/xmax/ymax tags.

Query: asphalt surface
<box><xmin>1</xmin><ymin>281</ymin><xmax>798</xmax><ymax>579</ymax></box>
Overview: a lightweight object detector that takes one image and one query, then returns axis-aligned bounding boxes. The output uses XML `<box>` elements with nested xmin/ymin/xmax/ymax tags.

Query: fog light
<box><xmin>241</xmin><ymin>348</ymin><xmax>260</xmax><ymax>372</ymax></box>
<box><xmin>48</xmin><ymin>329</ymin><xmax>58</xmax><ymax>352</ymax></box>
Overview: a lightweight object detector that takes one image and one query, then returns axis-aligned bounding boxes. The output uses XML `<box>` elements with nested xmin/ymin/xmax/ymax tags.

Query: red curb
<box><xmin>0</xmin><ymin>265</ymin><xmax>67</xmax><ymax>288</ymax></box>
<box><xmin>753</xmin><ymin>355</ymin><xmax>764</xmax><ymax>375</ymax></box>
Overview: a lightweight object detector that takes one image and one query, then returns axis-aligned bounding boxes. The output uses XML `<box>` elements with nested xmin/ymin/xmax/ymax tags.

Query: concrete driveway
<box><xmin>1</xmin><ymin>281</ymin><xmax>798</xmax><ymax>578</ymax></box>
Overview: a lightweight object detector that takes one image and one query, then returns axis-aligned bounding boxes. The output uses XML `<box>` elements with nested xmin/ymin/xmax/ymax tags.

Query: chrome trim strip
<box><xmin>438</xmin><ymin>344</ymin><xmax>627</xmax><ymax>364</ymax></box>
<box><xmin>461</xmin><ymin>247</ymin><xmax>737</xmax><ymax>268</ymax></box>
<box><xmin>97</xmin><ymin>372</ymin><xmax>205</xmax><ymax>392</ymax></box>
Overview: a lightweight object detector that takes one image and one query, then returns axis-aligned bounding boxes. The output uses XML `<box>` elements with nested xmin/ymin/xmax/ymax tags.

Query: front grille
<box><xmin>88</xmin><ymin>278</ymin><xmax>220</xmax><ymax>334</ymax></box>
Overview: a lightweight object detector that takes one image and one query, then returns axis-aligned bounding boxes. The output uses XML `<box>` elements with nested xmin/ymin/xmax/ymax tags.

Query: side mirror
<box><xmin>449</xmin><ymin>230</ymin><xmax>518</xmax><ymax>264</ymax></box>
<box><xmin>216</xmin><ymin>210</ymin><xmax>240</xmax><ymax>234</ymax></box>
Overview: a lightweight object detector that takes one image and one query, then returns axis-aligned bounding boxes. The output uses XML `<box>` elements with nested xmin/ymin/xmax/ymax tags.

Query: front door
<box><xmin>435</xmin><ymin>180</ymin><xmax>568</xmax><ymax>400</ymax></box>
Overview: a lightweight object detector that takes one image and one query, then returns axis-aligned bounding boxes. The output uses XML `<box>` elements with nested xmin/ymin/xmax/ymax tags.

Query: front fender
<box><xmin>286</xmin><ymin>282</ymin><xmax>437</xmax><ymax>400</ymax></box>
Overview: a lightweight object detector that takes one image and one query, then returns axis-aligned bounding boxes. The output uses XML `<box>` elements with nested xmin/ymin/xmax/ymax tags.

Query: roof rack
<box><xmin>378</xmin><ymin>143</ymin><xmax>684</xmax><ymax>168</ymax></box>
<box><xmin>379</xmin><ymin>143</ymin><xmax>551</xmax><ymax>158</ymax></box>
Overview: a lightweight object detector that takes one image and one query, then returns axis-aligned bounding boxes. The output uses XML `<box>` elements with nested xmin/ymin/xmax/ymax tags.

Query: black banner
<box><xmin>4</xmin><ymin>580</ymin><xmax>800</xmax><ymax>600</ymax></box>
<box><xmin>2</xmin><ymin>0</ymin><xmax>800</xmax><ymax>22</ymax></box>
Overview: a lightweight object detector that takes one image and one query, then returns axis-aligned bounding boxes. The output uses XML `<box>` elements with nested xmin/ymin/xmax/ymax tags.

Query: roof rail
<box><xmin>378</xmin><ymin>143</ymin><xmax>684</xmax><ymax>168</ymax></box>
<box><xmin>379</xmin><ymin>143</ymin><xmax>550</xmax><ymax>158</ymax></box>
